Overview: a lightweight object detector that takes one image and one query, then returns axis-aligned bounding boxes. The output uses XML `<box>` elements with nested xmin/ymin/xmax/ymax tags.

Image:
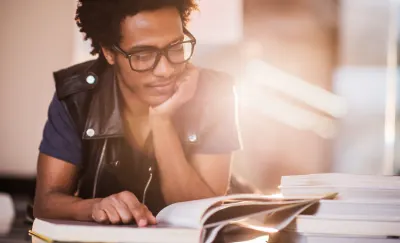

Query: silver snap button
<box><xmin>86</xmin><ymin>128</ymin><xmax>95</xmax><ymax>137</ymax></box>
<box><xmin>188</xmin><ymin>134</ymin><xmax>197</xmax><ymax>143</ymax></box>
<box><xmin>86</xmin><ymin>75</ymin><xmax>96</xmax><ymax>84</ymax></box>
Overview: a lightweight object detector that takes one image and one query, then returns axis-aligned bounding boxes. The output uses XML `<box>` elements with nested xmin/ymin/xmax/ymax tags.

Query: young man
<box><xmin>33</xmin><ymin>0</ymin><xmax>240</xmax><ymax>227</ymax></box>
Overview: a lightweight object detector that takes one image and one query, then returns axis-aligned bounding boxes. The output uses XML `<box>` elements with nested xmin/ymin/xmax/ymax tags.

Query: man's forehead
<box><xmin>119</xmin><ymin>7</ymin><xmax>183</xmax><ymax>49</ymax></box>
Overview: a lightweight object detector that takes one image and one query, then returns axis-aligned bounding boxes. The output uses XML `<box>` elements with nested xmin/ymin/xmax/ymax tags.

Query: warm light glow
<box><xmin>233</xmin><ymin>235</ymin><xmax>270</xmax><ymax>243</ymax></box>
<box><xmin>244</xmin><ymin>59</ymin><xmax>348</xmax><ymax>118</ymax></box>
<box><xmin>237</xmin><ymin>58</ymin><xmax>346</xmax><ymax>138</ymax></box>
<box><xmin>238</xmin><ymin>84</ymin><xmax>337</xmax><ymax>138</ymax></box>
<box><xmin>247</xmin><ymin>226</ymin><xmax>278</xmax><ymax>233</ymax></box>
<box><xmin>269</xmin><ymin>193</ymin><xmax>284</xmax><ymax>198</ymax></box>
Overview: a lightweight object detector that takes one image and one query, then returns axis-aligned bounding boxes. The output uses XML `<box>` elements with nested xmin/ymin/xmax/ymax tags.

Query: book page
<box><xmin>156</xmin><ymin>193</ymin><xmax>277</xmax><ymax>228</ymax></box>
<box><xmin>31</xmin><ymin>218</ymin><xmax>201</xmax><ymax>243</ymax></box>
<box><xmin>204</xmin><ymin>199</ymin><xmax>319</xmax><ymax>229</ymax></box>
<box><xmin>206</xmin><ymin>193</ymin><xmax>337</xmax><ymax>229</ymax></box>
<box><xmin>200</xmin><ymin>201</ymin><xmax>317</xmax><ymax>243</ymax></box>
<box><xmin>156</xmin><ymin>193</ymin><xmax>335</xmax><ymax>229</ymax></box>
<box><xmin>201</xmin><ymin>199</ymin><xmax>314</xmax><ymax>225</ymax></box>
<box><xmin>29</xmin><ymin>218</ymin><xmax>202</xmax><ymax>243</ymax></box>
<box><xmin>156</xmin><ymin>196</ymin><xmax>228</xmax><ymax>228</ymax></box>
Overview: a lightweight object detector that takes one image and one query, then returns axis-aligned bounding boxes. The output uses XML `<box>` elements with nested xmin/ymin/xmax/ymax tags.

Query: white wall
<box><xmin>0</xmin><ymin>0</ymin><xmax>76</xmax><ymax>178</ymax></box>
<box><xmin>189</xmin><ymin>0</ymin><xmax>242</xmax><ymax>44</ymax></box>
<box><xmin>332</xmin><ymin>0</ymin><xmax>391</xmax><ymax>174</ymax></box>
<box><xmin>332</xmin><ymin>67</ymin><xmax>387</xmax><ymax>174</ymax></box>
<box><xmin>339</xmin><ymin>0</ymin><xmax>390</xmax><ymax>66</ymax></box>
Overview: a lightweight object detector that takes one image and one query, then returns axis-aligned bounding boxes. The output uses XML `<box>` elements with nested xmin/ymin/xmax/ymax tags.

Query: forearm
<box><xmin>33</xmin><ymin>192</ymin><xmax>101</xmax><ymax>221</ymax></box>
<box><xmin>151</xmin><ymin>117</ymin><xmax>216</xmax><ymax>204</ymax></box>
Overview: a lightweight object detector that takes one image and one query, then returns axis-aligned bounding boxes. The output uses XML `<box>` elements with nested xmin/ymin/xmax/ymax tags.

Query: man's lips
<box><xmin>145</xmin><ymin>81</ymin><xmax>175</xmax><ymax>94</ymax></box>
<box><xmin>147</xmin><ymin>81</ymin><xmax>173</xmax><ymax>88</ymax></box>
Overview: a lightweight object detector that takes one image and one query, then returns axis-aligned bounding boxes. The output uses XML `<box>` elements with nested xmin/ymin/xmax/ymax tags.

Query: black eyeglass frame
<box><xmin>112</xmin><ymin>28</ymin><xmax>197</xmax><ymax>72</ymax></box>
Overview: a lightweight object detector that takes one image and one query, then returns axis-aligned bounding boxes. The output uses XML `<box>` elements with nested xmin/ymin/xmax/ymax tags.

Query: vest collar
<box><xmin>82</xmin><ymin>66</ymin><xmax>124</xmax><ymax>139</ymax></box>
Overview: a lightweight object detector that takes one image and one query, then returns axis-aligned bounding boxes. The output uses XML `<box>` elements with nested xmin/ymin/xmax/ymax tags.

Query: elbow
<box><xmin>32</xmin><ymin>204</ymin><xmax>43</xmax><ymax>219</ymax></box>
<box><xmin>32</xmin><ymin>194</ymin><xmax>52</xmax><ymax>219</ymax></box>
<box><xmin>32</xmin><ymin>199</ymin><xmax>47</xmax><ymax>219</ymax></box>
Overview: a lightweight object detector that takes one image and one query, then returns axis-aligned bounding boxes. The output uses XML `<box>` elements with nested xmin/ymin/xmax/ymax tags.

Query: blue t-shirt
<box><xmin>39</xmin><ymin>94</ymin><xmax>82</xmax><ymax>165</ymax></box>
<box><xmin>39</xmin><ymin>94</ymin><xmax>241</xmax><ymax>166</ymax></box>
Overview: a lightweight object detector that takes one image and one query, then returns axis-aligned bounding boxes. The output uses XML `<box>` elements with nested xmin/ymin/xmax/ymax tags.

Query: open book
<box><xmin>30</xmin><ymin>193</ymin><xmax>336</xmax><ymax>243</ymax></box>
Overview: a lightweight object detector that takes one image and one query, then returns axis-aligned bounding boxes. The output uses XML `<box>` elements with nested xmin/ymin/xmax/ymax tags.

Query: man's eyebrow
<box><xmin>127</xmin><ymin>35</ymin><xmax>185</xmax><ymax>53</ymax></box>
<box><xmin>168</xmin><ymin>35</ymin><xmax>185</xmax><ymax>45</ymax></box>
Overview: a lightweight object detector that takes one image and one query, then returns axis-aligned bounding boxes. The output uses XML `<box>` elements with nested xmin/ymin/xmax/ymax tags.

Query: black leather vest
<box><xmin>53</xmin><ymin>58</ymin><xmax>235</xmax><ymax>214</ymax></box>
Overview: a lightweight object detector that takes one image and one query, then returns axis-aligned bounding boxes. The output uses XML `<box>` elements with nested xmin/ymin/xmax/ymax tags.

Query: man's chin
<box><xmin>145</xmin><ymin>94</ymin><xmax>171</xmax><ymax>107</ymax></box>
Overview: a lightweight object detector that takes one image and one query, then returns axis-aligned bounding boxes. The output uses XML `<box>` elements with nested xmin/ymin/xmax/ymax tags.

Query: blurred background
<box><xmin>1</xmin><ymin>0</ymin><xmax>400</xmax><ymax>241</ymax></box>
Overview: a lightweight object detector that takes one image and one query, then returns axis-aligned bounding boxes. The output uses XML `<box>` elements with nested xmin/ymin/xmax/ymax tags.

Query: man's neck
<box><xmin>123</xmin><ymin>95</ymin><xmax>149</xmax><ymax>119</ymax></box>
<box><xmin>117</xmin><ymin>80</ymin><xmax>149</xmax><ymax>119</ymax></box>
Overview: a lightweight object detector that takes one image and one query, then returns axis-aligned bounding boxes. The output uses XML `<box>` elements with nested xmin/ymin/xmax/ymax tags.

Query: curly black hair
<box><xmin>75</xmin><ymin>0</ymin><xmax>198</xmax><ymax>56</ymax></box>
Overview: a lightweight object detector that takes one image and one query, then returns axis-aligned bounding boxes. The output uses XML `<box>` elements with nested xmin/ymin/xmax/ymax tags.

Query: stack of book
<box><xmin>277</xmin><ymin>173</ymin><xmax>400</xmax><ymax>243</ymax></box>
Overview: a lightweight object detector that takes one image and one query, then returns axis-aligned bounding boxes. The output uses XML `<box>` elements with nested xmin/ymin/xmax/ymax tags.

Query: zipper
<box><xmin>92</xmin><ymin>138</ymin><xmax>108</xmax><ymax>198</ymax></box>
<box><xmin>142</xmin><ymin>166</ymin><xmax>153</xmax><ymax>204</ymax></box>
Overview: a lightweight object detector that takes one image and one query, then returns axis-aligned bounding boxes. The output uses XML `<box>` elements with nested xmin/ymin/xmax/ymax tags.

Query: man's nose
<box><xmin>153</xmin><ymin>55</ymin><xmax>174</xmax><ymax>78</ymax></box>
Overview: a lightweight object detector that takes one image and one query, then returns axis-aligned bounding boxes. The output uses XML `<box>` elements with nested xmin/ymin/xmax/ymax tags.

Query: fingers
<box><xmin>92</xmin><ymin>208</ymin><xmax>109</xmax><ymax>224</ymax></box>
<box><xmin>176</xmin><ymin>70</ymin><xmax>198</xmax><ymax>94</ymax></box>
<box><xmin>143</xmin><ymin>205</ymin><xmax>157</xmax><ymax>225</ymax></box>
<box><xmin>92</xmin><ymin>191</ymin><xmax>156</xmax><ymax>226</ymax></box>
<box><xmin>178</xmin><ymin>63</ymin><xmax>198</xmax><ymax>83</ymax></box>
<box><xmin>131</xmin><ymin>204</ymin><xmax>157</xmax><ymax>227</ymax></box>
<box><xmin>110</xmin><ymin>195</ymin><xmax>134</xmax><ymax>224</ymax></box>
<box><xmin>132</xmin><ymin>206</ymin><xmax>149</xmax><ymax>227</ymax></box>
<box><xmin>175</xmin><ymin>73</ymin><xmax>189</xmax><ymax>88</ymax></box>
<box><xmin>102</xmin><ymin>202</ymin><xmax>122</xmax><ymax>225</ymax></box>
<box><xmin>119</xmin><ymin>193</ymin><xmax>149</xmax><ymax>227</ymax></box>
<box><xmin>92</xmin><ymin>195</ymin><xmax>129</xmax><ymax>225</ymax></box>
<box><xmin>118</xmin><ymin>191</ymin><xmax>157</xmax><ymax>227</ymax></box>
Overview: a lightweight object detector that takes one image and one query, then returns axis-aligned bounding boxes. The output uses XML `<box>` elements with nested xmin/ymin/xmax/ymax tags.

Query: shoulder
<box><xmin>198</xmin><ymin>68</ymin><xmax>234</xmax><ymax>84</ymax></box>
<box><xmin>198</xmin><ymin>68</ymin><xmax>235</xmax><ymax>91</ymax></box>
<box><xmin>53</xmin><ymin>59</ymin><xmax>106</xmax><ymax>100</ymax></box>
<box><xmin>195</xmin><ymin>68</ymin><xmax>236</xmax><ymax>103</ymax></box>
<box><xmin>179</xmin><ymin>68</ymin><xmax>237</xmax><ymax>128</ymax></box>
<box><xmin>52</xmin><ymin>58</ymin><xmax>108</xmax><ymax>134</ymax></box>
<box><xmin>179</xmin><ymin>68</ymin><xmax>240</xmax><ymax>152</ymax></box>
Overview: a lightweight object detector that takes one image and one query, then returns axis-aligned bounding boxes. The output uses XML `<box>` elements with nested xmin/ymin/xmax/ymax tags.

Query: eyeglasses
<box><xmin>112</xmin><ymin>29</ymin><xmax>196</xmax><ymax>72</ymax></box>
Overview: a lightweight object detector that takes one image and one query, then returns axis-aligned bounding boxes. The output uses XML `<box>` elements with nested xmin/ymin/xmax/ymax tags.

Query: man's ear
<box><xmin>101</xmin><ymin>46</ymin><xmax>116</xmax><ymax>65</ymax></box>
